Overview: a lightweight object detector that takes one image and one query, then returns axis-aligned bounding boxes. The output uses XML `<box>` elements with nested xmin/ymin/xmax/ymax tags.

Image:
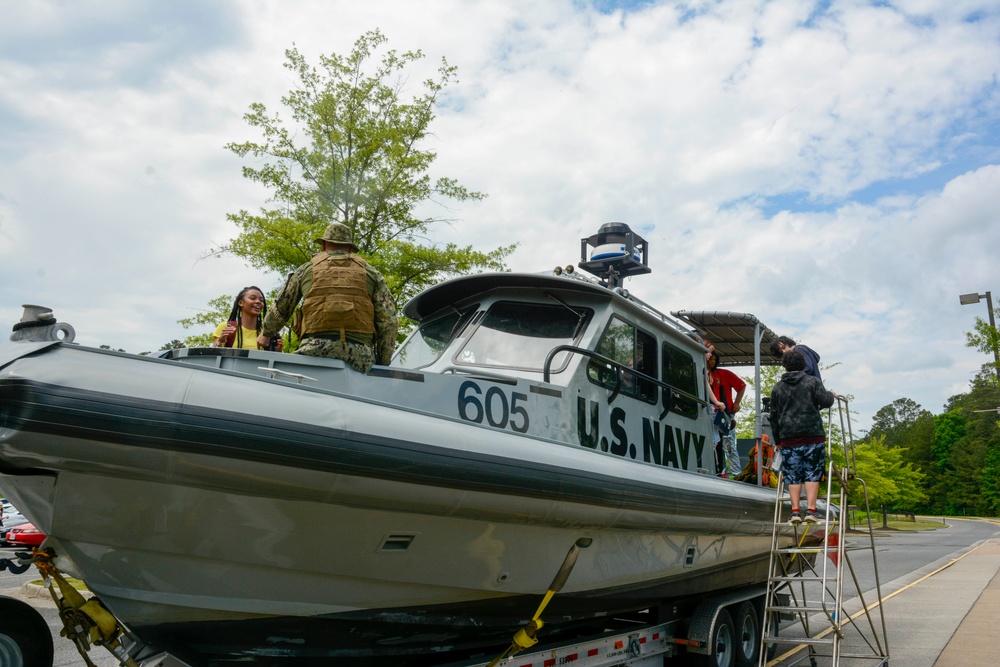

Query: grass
<box><xmin>881</xmin><ymin>518</ymin><xmax>945</xmax><ymax>531</ymax></box>
<box><xmin>846</xmin><ymin>513</ymin><xmax>948</xmax><ymax>532</ymax></box>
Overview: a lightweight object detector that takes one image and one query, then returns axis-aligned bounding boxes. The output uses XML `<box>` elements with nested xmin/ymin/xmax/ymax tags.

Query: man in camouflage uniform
<box><xmin>258</xmin><ymin>223</ymin><xmax>398</xmax><ymax>372</ymax></box>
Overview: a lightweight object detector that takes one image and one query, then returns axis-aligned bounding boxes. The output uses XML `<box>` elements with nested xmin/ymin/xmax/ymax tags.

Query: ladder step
<box><xmin>766</xmin><ymin>605</ymin><xmax>832</xmax><ymax>614</ymax></box>
<box><xmin>773</xmin><ymin>548</ymin><xmax>827</xmax><ymax>555</ymax></box>
<box><xmin>768</xmin><ymin>575</ymin><xmax>826</xmax><ymax>583</ymax></box>
<box><xmin>764</xmin><ymin>636</ymin><xmax>836</xmax><ymax>646</ymax></box>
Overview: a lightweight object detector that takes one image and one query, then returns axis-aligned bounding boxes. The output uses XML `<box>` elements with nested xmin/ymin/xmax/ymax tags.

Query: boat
<box><xmin>0</xmin><ymin>223</ymin><xmax>790</xmax><ymax>665</ymax></box>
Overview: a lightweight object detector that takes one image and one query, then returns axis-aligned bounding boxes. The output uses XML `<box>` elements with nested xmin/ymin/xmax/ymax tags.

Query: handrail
<box><xmin>257</xmin><ymin>367</ymin><xmax>318</xmax><ymax>384</ymax></box>
<box><xmin>439</xmin><ymin>365</ymin><xmax>519</xmax><ymax>385</ymax></box>
<box><xmin>542</xmin><ymin>344</ymin><xmax>708</xmax><ymax>413</ymax></box>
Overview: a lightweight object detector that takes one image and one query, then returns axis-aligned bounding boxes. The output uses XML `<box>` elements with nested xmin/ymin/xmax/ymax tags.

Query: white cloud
<box><xmin>0</xmin><ymin>0</ymin><xmax>998</xmax><ymax>424</ymax></box>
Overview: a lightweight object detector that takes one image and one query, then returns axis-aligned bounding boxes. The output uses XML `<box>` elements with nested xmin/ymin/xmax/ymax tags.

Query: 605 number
<box><xmin>457</xmin><ymin>381</ymin><xmax>529</xmax><ymax>433</ymax></box>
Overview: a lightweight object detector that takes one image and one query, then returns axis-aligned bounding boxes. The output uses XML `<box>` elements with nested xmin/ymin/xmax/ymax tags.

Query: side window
<box><xmin>392</xmin><ymin>306</ymin><xmax>478</xmax><ymax>369</ymax></box>
<box><xmin>587</xmin><ymin>318</ymin><xmax>657</xmax><ymax>404</ymax></box>
<box><xmin>662</xmin><ymin>341</ymin><xmax>699</xmax><ymax>419</ymax></box>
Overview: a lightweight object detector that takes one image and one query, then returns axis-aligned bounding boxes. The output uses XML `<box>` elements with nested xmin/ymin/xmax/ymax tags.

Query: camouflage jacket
<box><xmin>769</xmin><ymin>371</ymin><xmax>835</xmax><ymax>446</ymax></box>
<box><xmin>262</xmin><ymin>250</ymin><xmax>398</xmax><ymax>365</ymax></box>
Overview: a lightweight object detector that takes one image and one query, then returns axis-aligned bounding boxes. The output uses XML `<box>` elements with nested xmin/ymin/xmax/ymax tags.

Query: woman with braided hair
<box><xmin>212</xmin><ymin>286</ymin><xmax>282</xmax><ymax>350</ymax></box>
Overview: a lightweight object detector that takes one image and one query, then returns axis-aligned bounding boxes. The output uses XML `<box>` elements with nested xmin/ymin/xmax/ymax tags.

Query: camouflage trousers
<box><xmin>297</xmin><ymin>338</ymin><xmax>375</xmax><ymax>373</ymax></box>
<box><xmin>779</xmin><ymin>442</ymin><xmax>826</xmax><ymax>485</ymax></box>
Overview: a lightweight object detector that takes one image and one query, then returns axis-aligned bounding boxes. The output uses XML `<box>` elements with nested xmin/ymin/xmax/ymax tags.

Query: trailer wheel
<box><xmin>733</xmin><ymin>601</ymin><xmax>759</xmax><ymax>667</ymax></box>
<box><xmin>0</xmin><ymin>597</ymin><xmax>54</xmax><ymax>667</ymax></box>
<box><xmin>691</xmin><ymin>607</ymin><xmax>736</xmax><ymax>667</ymax></box>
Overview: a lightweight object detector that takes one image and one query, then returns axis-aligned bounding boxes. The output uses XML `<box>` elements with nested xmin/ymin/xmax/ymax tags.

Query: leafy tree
<box><xmin>210</xmin><ymin>30</ymin><xmax>514</xmax><ymax>334</ymax></box>
<box><xmin>981</xmin><ymin>442</ymin><xmax>1000</xmax><ymax>515</ymax></box>
<box><xmin>898</xmin><ymin>411</ymin><xmax>936</xmax><ymax>469</ymax></box>
<box><xmin>867</xmin><ymin>397</ymin><xmax>928</xmax><ymax>446</ymax></box>
<box><xmin>965</xmin><ymin>306</ymin><xmax>1000</xmax><ymax>383</ymax></box>
<box><xmin>827</xmin><ymin>435</ymin><xmax>925</xmax><ymax>514</ymax></box>
<box><xmin>932</xmin><ymin>411</ymin><xmax>966</xmax><ymax>469</ymax></box>
<box><xmin>934</xmin><ymin>434</ymin><xmax>990</xmax><ymax>515</ymax></box>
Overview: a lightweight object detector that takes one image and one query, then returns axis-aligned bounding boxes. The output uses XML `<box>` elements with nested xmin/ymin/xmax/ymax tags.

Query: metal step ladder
<box><xmin>759</xmin><ymin>395</ymin><xmax>890</xmax><ymax>667</ymax></box>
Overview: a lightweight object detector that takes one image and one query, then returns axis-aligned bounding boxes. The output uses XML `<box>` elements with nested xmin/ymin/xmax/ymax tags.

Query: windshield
<box><xmin>454</xmin><ymin>301</ymin><xmax>591</xmax><ymax>371</ymax></box>
<box><xmin>392</xmin><ymin>306</ymin><xmax>478</xmax><ymax>369</ymax></box>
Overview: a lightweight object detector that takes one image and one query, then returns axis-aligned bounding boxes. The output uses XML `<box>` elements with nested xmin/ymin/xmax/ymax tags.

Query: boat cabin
<box><xmin>385</xmin><ymin>223</ymin><xmax>779</xmax><ymax>476</ymax></box>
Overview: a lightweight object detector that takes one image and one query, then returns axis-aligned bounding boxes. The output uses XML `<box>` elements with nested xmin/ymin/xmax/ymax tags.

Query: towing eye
<box><xmin>487</xmin><ymin>537</ymin><xmax>593</xmax><ymax>667</ymax></box>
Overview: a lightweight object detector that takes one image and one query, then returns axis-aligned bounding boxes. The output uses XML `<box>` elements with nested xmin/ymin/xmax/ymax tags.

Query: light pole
<box><xmin>959</xmin><ymin>291</ymin><xmax>1000</xmax><ymax>382</ymax></box>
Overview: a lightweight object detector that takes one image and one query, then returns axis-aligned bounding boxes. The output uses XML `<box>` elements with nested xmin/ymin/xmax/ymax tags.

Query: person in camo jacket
<box><xmin>259</xmin><ymin>222</ymin><xmax>397</xmax><ymax>373</ymax></box>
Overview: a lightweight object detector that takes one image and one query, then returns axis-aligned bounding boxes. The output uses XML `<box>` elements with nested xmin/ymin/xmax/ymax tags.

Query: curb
<box><xmin>20</xmin><ymin>581</ymin><xmax>50</xmax><ymax>599</ymax></box>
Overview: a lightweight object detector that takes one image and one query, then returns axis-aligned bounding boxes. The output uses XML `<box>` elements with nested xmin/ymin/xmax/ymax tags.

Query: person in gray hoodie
<box><xmin>770</xmin><ymin>348</ymin><xmax>837</xmax><ymax>525</ymax></box>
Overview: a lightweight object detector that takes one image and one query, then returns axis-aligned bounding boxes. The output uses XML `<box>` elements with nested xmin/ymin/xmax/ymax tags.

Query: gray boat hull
<box><xmin>0</xmin><ymin>338</ymin><xmax>786</xmax><ymax>663</ymax></box>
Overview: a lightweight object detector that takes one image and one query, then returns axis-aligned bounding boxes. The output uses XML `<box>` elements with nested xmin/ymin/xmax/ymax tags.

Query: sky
<box><xmin>1</xmin><ymin>0</ymin><xmax>998</xmax><ymax>430</ymax></box>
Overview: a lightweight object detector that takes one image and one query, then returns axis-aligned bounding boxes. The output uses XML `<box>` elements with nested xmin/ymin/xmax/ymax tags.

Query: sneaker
<box><xmin>788</xmin><ymin>512</ymin><xmax>802</xmax><ymax>526</ymax></box>
<box><xmin>803</xmin><ymin>510</ymin><xmax>821</xmax><ymax>525</ymax></box>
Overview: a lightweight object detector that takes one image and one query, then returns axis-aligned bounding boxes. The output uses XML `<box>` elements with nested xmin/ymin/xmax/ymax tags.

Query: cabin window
<box><xmin>587</xmin><ymin>318</ymin><xmax>657</xmax><ymax>404</ymax></box>
<box><xmin>453</xmin><ymin>301</ymin><xmax>592</xmax><ymax>371</ymax></box>
<box><xmin>662</xmin><ymin>341</ymin><xmax>699</xmax><ymax>419</ymax></box>
<box><xmin>392</xmin><ymin>306</ymin><xmax>478</xmax><ymax>369</ymax></box>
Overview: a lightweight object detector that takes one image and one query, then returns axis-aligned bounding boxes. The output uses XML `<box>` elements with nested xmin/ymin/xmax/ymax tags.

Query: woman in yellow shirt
<box><xmin>212</xmin><ymin>286</ymin><xmax>282</xmax><ymax>350</ymax></box>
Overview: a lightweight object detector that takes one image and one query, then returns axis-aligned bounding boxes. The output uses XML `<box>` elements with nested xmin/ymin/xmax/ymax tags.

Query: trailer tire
<box><xmin>0</xmin><ymin>597</ymin><xmax>54</xmax><ymax>667</ymax></box>
<box><xmin>691</xmin><ymin>607</ymin><xmax>736</xmax><ymax>667</ymax></box>
<box><xmin>733</xmin><ymin>601</ymin><xmax>759</xmax><ymax>667</ymax></box>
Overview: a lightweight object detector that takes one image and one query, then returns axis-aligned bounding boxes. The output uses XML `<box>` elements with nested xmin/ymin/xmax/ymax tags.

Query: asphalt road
<box><xmin>3</xmin><ymin>517</ymin><xmax>999</xmax><ymax>666</ymax></box>
<box><xmin>842</xmin><ymin>516</ymin><xmax>999</xmax><ymax>592</ymax></box>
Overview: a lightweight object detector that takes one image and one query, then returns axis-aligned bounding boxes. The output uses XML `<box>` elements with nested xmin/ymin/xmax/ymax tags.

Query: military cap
<box><xmin>315</xmin><ymin>222</ymin><xmax>359</xmax><ymax>251</ymax></box>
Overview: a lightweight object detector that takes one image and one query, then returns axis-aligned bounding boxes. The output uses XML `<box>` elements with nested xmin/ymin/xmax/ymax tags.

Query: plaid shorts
<box><xmin>780</xmin><ymin>442</ymin><xmax>826</xmax><ymax>485</ymax></box>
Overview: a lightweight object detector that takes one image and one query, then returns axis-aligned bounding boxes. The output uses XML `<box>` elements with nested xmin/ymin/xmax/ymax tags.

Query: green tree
<box><xmin>932</xmin><ymin>410</ymin><xmax>966</xmax><ymax>469</ymax></box>
<box><xmin>828</xmin><ymin>435</ymin><xmax>926</xmax><ymax>513</ymax></box>
<box><xmin>212</xmin><ymin>30</ymin><xmax>514</xmax><ymax>331</ymax></box>
<box><xmin>867</xmin><ymin>397</ymin><xmax>928</xmax><ymax>446</ymax></box>
<box><xmin>965</xmin><ymin>307</ymin><xmax>1000</xmax><ymax>383</ymax></box>
<box><xmin>981</xmin><ymin>443</ymin><xmax>1000</xmax><ymax>515</ymax></box>
<box><xmin>897</xmin><ymin>411</ymin><xmax>936</xmax><ymax>470</ymax></box>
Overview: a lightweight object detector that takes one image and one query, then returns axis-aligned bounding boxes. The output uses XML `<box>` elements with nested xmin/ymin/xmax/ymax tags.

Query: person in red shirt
<box><xmin>707</xmin><ymin>350</ymin><xmax>747</xmax><ymax>477</ymax></box>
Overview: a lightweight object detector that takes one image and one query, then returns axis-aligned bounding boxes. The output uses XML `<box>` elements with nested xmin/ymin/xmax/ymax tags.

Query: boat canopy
<box><xmin>670</xmin><ymin>310</ymin><xmax>780</xmax><ymax>368</ymax></box>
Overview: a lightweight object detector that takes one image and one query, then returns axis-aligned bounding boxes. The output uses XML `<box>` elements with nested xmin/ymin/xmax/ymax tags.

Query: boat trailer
<box><xmin>1</xmin><ymin>545</ymin><xmax>771</xmax><ymax>667</ymax></box>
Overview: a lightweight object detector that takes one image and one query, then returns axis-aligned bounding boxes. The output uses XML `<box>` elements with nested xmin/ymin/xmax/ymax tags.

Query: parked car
<box><xmin>1</xmin><ymin>515</ymin><xmax>30</xmax><ymax>547</ymax></box>
<box><xmin>5</xmin><ymin>522</ymin><xmax>45</xmax><ymax>548</ymax></box>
